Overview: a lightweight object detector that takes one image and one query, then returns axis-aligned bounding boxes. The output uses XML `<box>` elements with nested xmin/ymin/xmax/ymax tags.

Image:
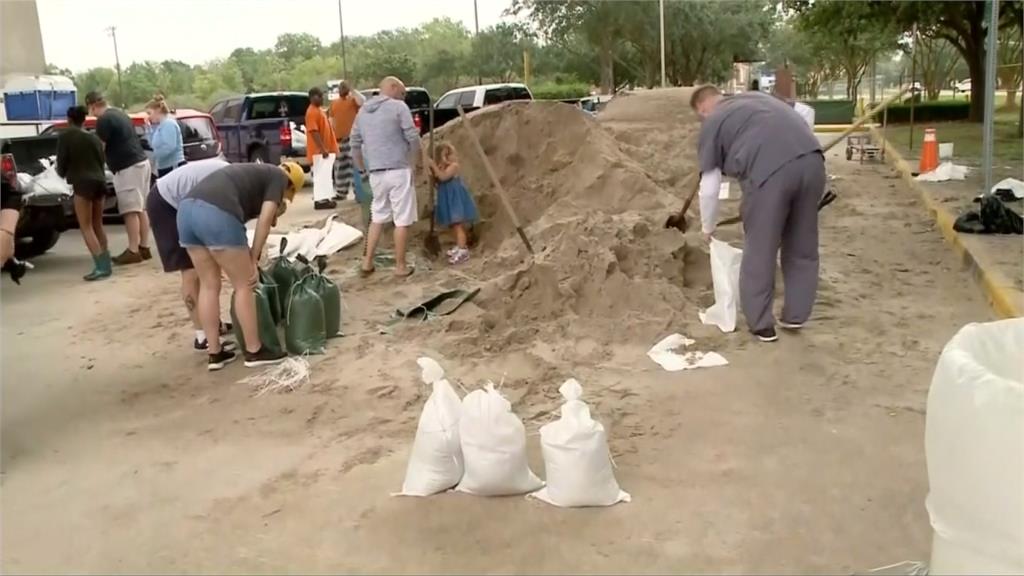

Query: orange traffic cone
<box><xmin>919</xmin><ymin>127</ymin><xmax>939</xmax><ymax>174</ymax></box>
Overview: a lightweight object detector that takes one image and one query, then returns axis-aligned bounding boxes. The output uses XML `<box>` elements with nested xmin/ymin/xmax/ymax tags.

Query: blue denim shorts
<box><xmin>177</xmin><ymin>198</ymin><xmax>248</xmax><ymax>249</ymax></box>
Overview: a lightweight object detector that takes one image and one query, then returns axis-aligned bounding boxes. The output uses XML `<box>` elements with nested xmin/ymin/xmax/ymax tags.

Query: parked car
<box><xmin>359</xmin><ymin>86</ymin><xmax>433</xmax><ymax>135</ymax></box>
<box><xmin>209</xmin><ymin>92</ymin><xmax>309</xmax><ymax>169</ymax></box>
<box><xmin>1</xmin><ymin>140</ymin><xmax>72</xmax><ymax>257</ymax></box>
<box><xmin>433</xmin><ymin>83</ymin><xmax>533</xmax><ymax>128</ymax></box>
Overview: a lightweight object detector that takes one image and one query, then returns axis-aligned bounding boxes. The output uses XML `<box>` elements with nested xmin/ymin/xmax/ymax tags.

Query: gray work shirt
<box><xmin>698</xmin><ymin>92</ymin><xmax>821</xmax><ymax>189</ymax></box>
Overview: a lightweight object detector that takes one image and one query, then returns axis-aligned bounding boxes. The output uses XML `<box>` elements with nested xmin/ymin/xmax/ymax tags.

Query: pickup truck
<box><xmin>209</xmin><ymin>92</ymin><xmax>309</xmax><ymax>169</ymax></box>
<box><xmin>359</xmin><ymin>86</ymin><xmax>432</xmax><ymax>135</ymax></box>
<box><xmin>432</xmin><ymin>83</ymin><xmax>533</xmax><ymax>129</ymax></box>
<box><xmin>1</xmin><ymin>138</ymin><xmax>75</xmax><ymax>258</ymax></box>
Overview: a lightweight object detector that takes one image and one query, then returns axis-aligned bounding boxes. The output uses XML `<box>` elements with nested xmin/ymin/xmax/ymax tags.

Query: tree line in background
<box><xmin>46</xmin><ymin>1</ymin><xmax>1022</xmax><ymax>123</ymax></box>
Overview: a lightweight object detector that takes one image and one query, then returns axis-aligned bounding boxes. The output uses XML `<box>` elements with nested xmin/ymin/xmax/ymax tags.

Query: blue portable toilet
<box><xmin>2</xmin><ymin>74</ymin><xmax>76</xmax><ymax>121</ymax></box>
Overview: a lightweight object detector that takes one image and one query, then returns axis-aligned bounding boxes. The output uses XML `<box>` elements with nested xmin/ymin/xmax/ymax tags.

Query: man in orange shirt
<box><xmin>305</xmin><ymin>86</ymin><xmax>339</xmax><ymax>210</ymax></box>
<box><xmin>328</xmin><ymin>81</ymin><xmax>363</xmax><ymax>201</ymax></box>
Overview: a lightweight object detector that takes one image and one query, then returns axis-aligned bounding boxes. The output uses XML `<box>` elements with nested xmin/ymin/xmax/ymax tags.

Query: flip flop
<box><xmin>394</xmin><ymin>267</ymin><xmax>415</xmax><ymax>278</ymax></box>
<box><xmin>359</xmin><ymin>266</ymin><xmax>376</xmax><ymax>278</ymax></box>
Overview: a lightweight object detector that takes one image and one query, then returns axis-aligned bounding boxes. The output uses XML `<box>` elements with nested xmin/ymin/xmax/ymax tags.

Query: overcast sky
<box><xmin>37</xmin><ymin>0</ymin><xmax>515</xmax><ymax>72</ymax></box>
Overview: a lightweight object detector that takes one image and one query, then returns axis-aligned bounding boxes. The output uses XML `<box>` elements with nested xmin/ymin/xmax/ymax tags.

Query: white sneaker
<box><xmin>448</xmin><ymin>248</ymin><xmax>470</xmax><ymax>265</ymax></box>
<box><xmin>778</xmin><ymin>321</ymin><xmax>804</xmax><ymax>330</ymax></box>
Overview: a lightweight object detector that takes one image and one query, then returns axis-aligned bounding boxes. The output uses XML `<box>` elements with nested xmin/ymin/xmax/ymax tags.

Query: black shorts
<box><xmin>73</xmin><ymin>180</ymin><xmax>106</xmax><ymax>201</ymax></box>
<box><xmin>146</xmin><ymin>185</ymin><xmax>193</xmax><ymax>273</ymax></box>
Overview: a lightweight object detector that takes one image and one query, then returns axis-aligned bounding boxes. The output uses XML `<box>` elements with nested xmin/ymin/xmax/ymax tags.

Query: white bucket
<box><xmin>938</xmin><ymin>142</ymin><xmax>954</xmax><ymax>160</ymax></box>
<box><xmin>926</xmin><ymin>318</ymin><xmax>1024</xmax><ymax>575</ymax></box>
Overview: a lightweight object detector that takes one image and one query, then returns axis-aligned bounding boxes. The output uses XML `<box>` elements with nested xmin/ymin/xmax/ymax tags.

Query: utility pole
<box><xmin>106</xmin><ymin>26</ymin><xmax>124</xmax><ymax>107</ymax></box>
<box><xmin>981</xmin><ymin>0</ymin><xmax>1000</xmax><ymax>198</ymax></box>
<box><xmin>659</xmin><ymin>0</ymin><xmax>666</xmax><ymax>87</ymax></box>
<box><xmin>474</xmin><ymin>0</ymin><xmax>481</xmax><ymax>85</ymax></box>
<box><xmin>337</xmin><ymin>0</ymin><xmax>348</xmax><ymax>80</ymax></box>
<box><xmin>908</xmin><ymin>24</ymin><xmax>917</xmax><ymax>151</ymax></box>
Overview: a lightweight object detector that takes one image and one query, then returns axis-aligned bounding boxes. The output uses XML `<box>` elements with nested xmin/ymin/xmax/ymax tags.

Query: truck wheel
<box><xmin>249</xmin><ymin>147</ymin><xmax>269</xmax><ymax>164</ymax></box>
<box><xmin>15</xmin><ymin>229</ymin><xmax>61</xmax><ymax>259</ymax></box>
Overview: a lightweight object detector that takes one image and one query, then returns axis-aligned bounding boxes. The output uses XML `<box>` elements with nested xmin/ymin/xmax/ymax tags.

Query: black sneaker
<box><xmin>194</xmin><ymin>339</ymin><xmax>237</xmax><ymax>353</ymax></box>
<box><xmin>244</xmin><ymin>346</ymin><xmax>287</xmax><ymax>368</ymax></box>
<box><xmin>753</xmin><ymin>327</ymin><xmax>779</xmax><ymax>342</ymax></box>
<box><xmin>314</xmin><ymin>199</ymin><xmax>338</xmax><ymax>210</ymax></box>
<box><xmin>208</xmin><ymin>349</ymin><xmax>238</xmax><ymax>371</ymax></box>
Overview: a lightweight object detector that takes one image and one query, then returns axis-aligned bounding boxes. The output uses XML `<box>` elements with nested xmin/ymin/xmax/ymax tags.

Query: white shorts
<box><xmin>368</xmin><ymin>168</ymin><xmax>417</xmax><ymax>227</ymax></box>
<box><xmin>112</xmin><ymin>160</ymin><xmax>152</xmax><ymax>214</ymax></box>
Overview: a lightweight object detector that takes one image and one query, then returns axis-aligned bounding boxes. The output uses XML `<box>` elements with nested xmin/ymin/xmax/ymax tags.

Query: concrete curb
<box><xmin>869</xmin><ymin>127</ymin><xmax>1023</xmax><ymax>319</ymax></box>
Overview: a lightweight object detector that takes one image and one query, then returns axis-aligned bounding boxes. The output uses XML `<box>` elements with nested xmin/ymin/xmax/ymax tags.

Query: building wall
<box><xmin>1</xmin><ymin>0</ymin><xmax>46</xmax><ymax>77</ymax></box>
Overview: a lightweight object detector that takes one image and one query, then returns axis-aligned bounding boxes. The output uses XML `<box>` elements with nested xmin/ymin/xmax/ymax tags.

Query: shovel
<box><xmin>423</xmin><ymin>105</ymin><xmax>442</xmax><ymax>258</ymax></box>
<box><xmin>663</xmin><ymin>172</ymin><xmax>700</xmax><ymax>232</ymax></box>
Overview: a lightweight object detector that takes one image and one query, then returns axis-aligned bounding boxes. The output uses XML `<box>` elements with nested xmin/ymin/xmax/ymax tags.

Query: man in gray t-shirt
<box><xmin>691</xmin><ymin>85</ymin><xmax>825</xmax><ymax>342</ymax></box>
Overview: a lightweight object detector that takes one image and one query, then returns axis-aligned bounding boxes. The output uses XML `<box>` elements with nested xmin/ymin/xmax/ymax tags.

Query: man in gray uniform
<box><xmin>691</xmin><ymin>85</ymin><xmax>825</xmax><ymax>342</ymax></box>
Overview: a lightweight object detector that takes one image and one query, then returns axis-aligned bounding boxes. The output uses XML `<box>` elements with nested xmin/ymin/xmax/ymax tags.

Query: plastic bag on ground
<box><xmin>284</xmin><ymin>275</ymin><xmax>326</xmax><ymax>355</ymax></box>
<box><xmin>397</xmin><ymin>358</ymin><xmax>464</xmax><ymax>496</ymax></box>
<box><xmin>230</xmin><ymin>283</ymin><xmax>284</xmax><ymax>356</ymax></box>
<box><xmin>456</xmin><ymin>383</ymin><xmax>544</xmax><ymax>496</ymax></box>
<box><xmin>699</xmin><ymin>238</ymin><xmax>742</xmax><ymax>332</ymax></box>
<box><xmin>530</xmin><ymin>379</ymin><xmax>630</xmax><ymax>507</ymax></box>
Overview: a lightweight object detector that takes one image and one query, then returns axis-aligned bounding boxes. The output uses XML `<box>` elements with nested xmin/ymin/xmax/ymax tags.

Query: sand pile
<box><xmin>598</xmin><ymin>87</ymin><xmax>702</xmax><ymax>191</ymax></box>
<box><xmin>430</xmin><ymin>101</ymin><xmax>678</xmax><ymax>249</ymax></box>
<box><xmin>421</xmin><ymin>95</ymin><xmax>712</xmax><ymax>350</ymax></box>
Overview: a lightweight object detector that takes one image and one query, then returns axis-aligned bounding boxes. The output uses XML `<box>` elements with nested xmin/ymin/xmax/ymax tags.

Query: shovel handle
<box><xmin>456</xmin><ymin>106</ymin><xmax>534</xmax><ymax>254</ymax></box>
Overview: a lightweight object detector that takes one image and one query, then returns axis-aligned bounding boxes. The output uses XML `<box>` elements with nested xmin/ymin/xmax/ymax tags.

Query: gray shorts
<box><xmin>112</xmin><ymin>160</ymin><xmax>152</xmax><ymax>214</ymax></box>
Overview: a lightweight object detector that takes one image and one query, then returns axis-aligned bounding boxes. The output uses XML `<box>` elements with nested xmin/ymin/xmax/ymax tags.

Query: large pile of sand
<box><xmin>422</xmin><ymin>91</ymin><xmax>712</xmax><ymax>351</ymax></box>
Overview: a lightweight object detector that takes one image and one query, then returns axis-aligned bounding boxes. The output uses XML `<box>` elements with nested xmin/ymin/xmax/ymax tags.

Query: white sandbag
<box><xmin>926</xmin><ymin>318</ymin><xmax>1024</xmax><ymax>575</ymax></box>
<box><xmin>397</xmin><ymin>358</ymin><xmax>464</xmax><ymax>496</ymax></box>
<box><xmin>28</xmin><ymin>164</ymin><xmax>73</xmax><ymax>196</ymax></box>
<box><xmin>315</xmin><ymin>215</ymin><xmax>364</xmax><ymax>256</ymax></box>
<box><xmin>456</xmin><ymin>382</ymin><xmax>543</xmax><ymax>496</ymax></box>
<box><xmin>530</xmin><ymin>379</ymin><xmax>630</xmax><ymax>507</ymax></box>
<box><xmin>699</xmin><ymin>238</ymin><xmax>742</xmax><ymax>332</ymax></box>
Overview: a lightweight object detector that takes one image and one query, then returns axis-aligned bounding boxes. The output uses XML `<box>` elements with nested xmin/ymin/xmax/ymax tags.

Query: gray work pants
<box><xmin>739</xmin><ymin>152</ymin><xmax>826</xmax><ymax>332</ymax></box>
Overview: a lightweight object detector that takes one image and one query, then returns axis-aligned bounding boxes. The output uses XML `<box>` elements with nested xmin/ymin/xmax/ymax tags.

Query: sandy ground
<box><xmin>1</xmin><ymin>92</ymin><xmax>994</xmax><ymax>574</ymax></box>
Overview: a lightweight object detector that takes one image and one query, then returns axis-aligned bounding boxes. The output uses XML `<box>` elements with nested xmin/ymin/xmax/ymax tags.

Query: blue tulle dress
<box><xmin>435</xmin><ymin>176</ymin><xmax>479</xmax><ymax>227</ymax></box>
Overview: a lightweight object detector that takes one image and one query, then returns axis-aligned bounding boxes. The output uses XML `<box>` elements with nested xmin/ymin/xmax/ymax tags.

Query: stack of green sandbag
<box><xmin>231</xmin><ymin>238</ymin><xmax>344</xmax><ymax>358</ymax></box>
<box><xmin>282</xmin><ymin>255</ymin><xmax>343</xmax><ymax>356</ymax></box>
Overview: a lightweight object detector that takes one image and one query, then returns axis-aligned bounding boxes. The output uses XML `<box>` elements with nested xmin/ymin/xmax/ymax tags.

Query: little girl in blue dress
<box><xmin>430</xmin><ymin>143</ymin><xmax>479</xmax><ymax>264</ymax></box>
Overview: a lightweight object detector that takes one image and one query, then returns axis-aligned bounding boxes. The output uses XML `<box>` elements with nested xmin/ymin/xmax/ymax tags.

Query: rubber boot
<box><xmin>84</xmin><ymin>250</ymin><xmax>113</xmax><ymax>281</ymax></box>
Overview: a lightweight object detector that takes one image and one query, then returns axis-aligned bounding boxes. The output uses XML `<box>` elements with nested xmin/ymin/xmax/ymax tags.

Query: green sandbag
<box><xmin>258</xmin><ymin>268</ymin><xmax>282</xmax><ymax>325</ymax></box>
<box><xmin>230</xmin><ymin>283</ymin><xmax>284</xmax><ymax>355</ymax></box>
<box><xmin>304</xmin><ymin>272</ymin><xmax>342</xmax><ymax>337</ymax></box>
<box><xmin>285</xmin><ymin>276</ymin><xmax>326</xmax><ymax>355</ymax></box>
<box><xmin>266</xmin><ymin>238</ymin><xmax>312</xmax><ymax>315</ymax></box>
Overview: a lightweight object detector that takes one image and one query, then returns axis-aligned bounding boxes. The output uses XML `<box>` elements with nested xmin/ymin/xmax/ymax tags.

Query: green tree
<box><xmin>997</xmin><ymin>23</ymin><xmax>1023</xmax><ymax>110</ymax></box>
<box><xmin>274</xmin><ymin>33</ymin><xmax>323</xmax><ymax>63</ymax></box>
<box><xmin>74</xmin><ymin>67</ymin><xmax>118</xmax><ymax>103</ymax></box>
<box><xmin>511</xmin><ymin>0</ymin><xmax>625</xmax><ymax>94</ymax></box>
<box><xmin>914</xmin><ymin>37</ymin><xmax>962</xmax><ymax>101</ymax></box>
<box><xmin>789</xmin><ymin>1</ymin><xmax>901</xmax><ymax>99</ymax></box>
<box><xmin>473</xmin><ymin>23</ymin><xmax>532</xmax><ymax>83</ymax></box>
<box><xmin>809</xmin><ymin>0</ymin><xmax>1024</xmax><ymax>121</ymax></box>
